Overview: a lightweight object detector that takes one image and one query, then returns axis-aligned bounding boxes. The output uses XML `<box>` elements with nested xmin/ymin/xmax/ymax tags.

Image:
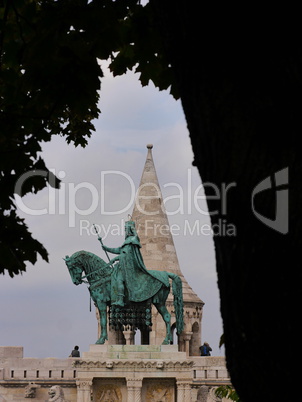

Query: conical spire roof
<box><xmin>132</xmin><ymin>144</ymin><xmax>203</xmax><ymax>304</ymax></box>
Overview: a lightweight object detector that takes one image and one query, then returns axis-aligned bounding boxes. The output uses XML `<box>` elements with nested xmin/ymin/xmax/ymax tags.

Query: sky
<box><xmin>0</xmin><ymin>63</ymin><xmax>224</xmax><ymax>358</ymax></box>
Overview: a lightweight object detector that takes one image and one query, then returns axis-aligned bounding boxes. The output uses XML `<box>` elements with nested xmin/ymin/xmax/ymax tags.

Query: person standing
<box><xmin>199</xmin><ymin>342</ymin><xmax>212</xmax><ymax>356</ymax></box>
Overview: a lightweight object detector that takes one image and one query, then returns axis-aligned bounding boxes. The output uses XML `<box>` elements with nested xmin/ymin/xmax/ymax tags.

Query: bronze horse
<box><xmin>65</xmin><ymin>250</ymin><xmax>184</xmax><ymax>345</ymax></box>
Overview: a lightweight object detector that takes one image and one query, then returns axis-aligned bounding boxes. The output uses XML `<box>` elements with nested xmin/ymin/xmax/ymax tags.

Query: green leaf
<box><xmin>219</xmin><ymin>333</ymin><xmax>225</xmax><ymax>348</ymax></box>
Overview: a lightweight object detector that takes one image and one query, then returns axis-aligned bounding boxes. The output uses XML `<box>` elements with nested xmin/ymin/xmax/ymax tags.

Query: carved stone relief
<box><xmin>197</xmin><ymin>385</ymin><xmax>209</xmax><ymax>402</ymax></box>
<box><xmin>94</xmin><ymin>379</ymin><xmax>126</xmax><ymax>402</ymax></box>
<box><xmin>96</xmin><ymin>384</ymin><xmax>122</xmax><ymax>401</ymax></box>
<box><xmin>143</xmin><ymin>379</ymin><xmax>175</xmax><ymax>402</ymax></box>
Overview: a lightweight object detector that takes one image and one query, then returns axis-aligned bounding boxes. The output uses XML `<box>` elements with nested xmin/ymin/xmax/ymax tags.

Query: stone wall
<box><xmin>191</xmin><ymin>357</ymin><xmax>230</xmax><ymax>401</ymax></box>
<box><xmin>0</xmin><ymin>347</ymin><xmax>77</xmax><ymax>401</ymax></box>
<box><xmin>0</xmin><ymin>346</ymin><xmax>230</xmax><ymax>401</ymax></box>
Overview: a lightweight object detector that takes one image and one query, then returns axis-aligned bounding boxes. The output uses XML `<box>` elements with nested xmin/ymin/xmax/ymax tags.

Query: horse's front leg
<box><xmin>95</xmin><ymin>301</ymin><xmax>108</xmax><ymax>344</ymax></box>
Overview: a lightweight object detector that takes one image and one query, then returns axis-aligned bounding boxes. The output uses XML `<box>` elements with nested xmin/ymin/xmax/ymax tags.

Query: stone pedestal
<box><xmin>76</xmin><ymin>345</ymin><xmax>194</xmax><ymax>401</ymax></box>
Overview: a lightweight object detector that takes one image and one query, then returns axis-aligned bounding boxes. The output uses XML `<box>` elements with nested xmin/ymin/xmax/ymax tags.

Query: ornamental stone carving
<box><xmin>146</xmin><ymin>383</ymin><xmax>173</xmax><ymax>402</ymax></box>
<box><xmin>197</xmin><ymin>385</ymin><xmax>209</xmax><ymax>402</ymax></box>
<box><xmin>48</xmin><ymin>385</ymin><xmax>66</xmax><ymax>402</ymax></box>
<box><xmin>106</xmin><ymin>361</ymin><xmax>114</xmax><ymax>369</ymax></box>
<box><xmin>96</xmin><ymin>384</ymin><xmax>121</xmax><ymax>401</ymax></box>
<box><xmin>25</xmin><ymin>382</ymin><xmax>40</xmax><ymax>398</ymax></box>
<box><xmin>73</xmin><ymin>359</ymin><xmax>194</xmax><ymax>370</ymax></box>
<box><xmin>76</xmin><ymin>380</ymin><xmax>93</xmax><ymax>389</ymax></box>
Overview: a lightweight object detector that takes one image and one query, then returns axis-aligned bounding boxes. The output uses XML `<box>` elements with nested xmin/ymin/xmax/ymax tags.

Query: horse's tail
<box><xmin>168</xmin><ymin>272</ymin><xmax>184</xmax><ymax>335</ymax></box>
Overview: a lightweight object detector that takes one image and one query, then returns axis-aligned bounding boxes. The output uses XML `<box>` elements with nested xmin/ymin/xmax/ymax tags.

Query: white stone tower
<box><xmin>131</xmin><ymin>144</ymin><xmax>204</xmax><ymax>356</ymax></box>
<box><xmin>104</xmin><ymin>144</ymin><xmax>204</xmax><ymax>355</ymax></box>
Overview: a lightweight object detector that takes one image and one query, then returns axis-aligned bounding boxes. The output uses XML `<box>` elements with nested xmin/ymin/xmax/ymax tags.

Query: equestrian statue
<box><xmin>64</xmin><ymin>220</ymin><xmax>184</xmax><ymax>345</ymax></box>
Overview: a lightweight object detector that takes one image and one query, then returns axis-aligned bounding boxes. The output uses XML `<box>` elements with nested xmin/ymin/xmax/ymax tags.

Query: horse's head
<box><xmin>64</xmin><ymin>255</ymin><xmax>83</xmax><ymax>285</ymax></box>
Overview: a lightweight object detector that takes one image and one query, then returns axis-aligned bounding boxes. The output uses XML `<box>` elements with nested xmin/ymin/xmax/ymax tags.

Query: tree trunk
<box><xmin>150</xmin><ymin>2</ymin><xmax>302</xmax><ymax>400</ymax></box>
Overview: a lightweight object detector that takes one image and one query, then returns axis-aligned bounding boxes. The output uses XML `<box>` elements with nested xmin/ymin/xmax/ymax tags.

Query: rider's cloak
<box><xmin>110</xmin><ymin>234</ymin><xmax>170</xmax><ymax>303</ymax></box>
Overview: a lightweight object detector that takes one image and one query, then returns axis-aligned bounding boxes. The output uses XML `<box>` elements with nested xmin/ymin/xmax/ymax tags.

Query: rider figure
<box><xmin>99</xmin><ymin>220</ymin><xmax>163</xmax><ymax>307</ymax></box>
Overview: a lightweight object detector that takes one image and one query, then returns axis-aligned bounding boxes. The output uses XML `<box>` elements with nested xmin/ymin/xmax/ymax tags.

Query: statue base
<box><xmin>75</xmin><ymin>345</ymin><xmax>193</xmax><ymax>401</ymax></box>
<box><xmin>82</xmin><ymin>344</ymin><xmax>186</xmax><ymax>360</ymax></box>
